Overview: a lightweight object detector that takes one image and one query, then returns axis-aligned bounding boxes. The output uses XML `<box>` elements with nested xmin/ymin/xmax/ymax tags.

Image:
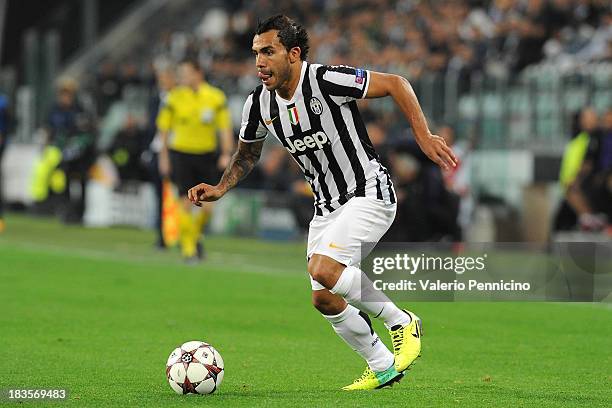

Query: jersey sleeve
<box><xmin>317</xmin><ymin>65</ymin><xmax>370</xmax><ymax>104</ymax></box>
<box><xmin>238</xmin><ymin>91</ymin><xmax>267</xmax><ymax>143</ymax></box>
<box><xmin>214</xmin><ymin>92</ymin><xmax>232</xmax><ymax>132</ymax></box>
<box><xmin>155</xmin><ymin>93</ymin><xmax>174</xmax><ymax>132</ymax></box>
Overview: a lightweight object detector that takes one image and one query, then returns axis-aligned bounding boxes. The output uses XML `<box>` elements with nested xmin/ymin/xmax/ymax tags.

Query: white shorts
<box><xmin>307</xmin><ymin>197</ymin><xmax>397</xmax><ymax>290</ymax></box>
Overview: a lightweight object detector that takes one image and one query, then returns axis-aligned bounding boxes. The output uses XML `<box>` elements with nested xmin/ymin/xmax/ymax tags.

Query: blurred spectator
<box><xmin>574</xmin><ymin>11</ymin><xmax>612</xmax><ymax>62</ymax></box>
<box><xmin>577</xmin><ymin>108</ymin><xmax>612</xmax><ymax>227</ymax></box>
<box><xmin>385</xmin><ymin>153</ymin><xmax>430</xmax><ymax>241</ymax></box>
<box><xmin>96</xmin><ymin>60</ymin><xmax>121</xmax><ymax>116</ymax></box>
<box><xmin>554</xmin><ymin>107</ymin><xmax>606</xmax><ymax>231</ymax></box>
<box><xmin>511</xmin><ymin>0</ymin><xmax>549</xmax><ymax>72</ymax></box>
<box><xmin>440</xmin><ymin>125</ymin><xmax>475</xmax><ymax>236</ymax></box>
<box><xmin>422</xmin><ymin>161</ymin><xmax>462</xmax><ymax>242</ymax></box>
<box><xmin>47</xmin><ymin>78</ymin><xmax>88</xmax><ymax>144</ymax></box>
<box><xmin>386</xmin><ymin>150</ymin><xmax>461</xmax><ymax>242</ymax></box>
<box><xmin>596</xmin><ymin>109</ymin><xmax>612</xmax><ymax>172</ymax></box>
<box><xmin>108</xmin><ymin>115</ymin><xmax>147</xmax><ymax>184</ymax></box>
<box><xmin>366</xmin><ymin>120</ymin><xmax>391</xmax><ymax>170</ymax></box>
<box><xmin>31</xmin><ymin>78</ymin><xmax>96</xmax><ymax>224</ymax></box>
<box><xmin>290</xmin><ymin>174</ymin><xmax>315</xmax><ymax>233</ymax></box>
<box><xmin>119</xmin><ymin>61</ymin><xmax>143</xmax><ymax>91</ymax></box>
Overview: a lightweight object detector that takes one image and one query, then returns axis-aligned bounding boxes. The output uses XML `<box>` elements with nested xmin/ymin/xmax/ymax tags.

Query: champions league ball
<box><xmin>166</xmin><ymin>341</ymin><xmax>224</xmax><ymax>395</ymax></box>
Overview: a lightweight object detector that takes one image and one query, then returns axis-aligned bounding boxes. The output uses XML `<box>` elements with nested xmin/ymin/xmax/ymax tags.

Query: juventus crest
<box><xmin>309</xmin><ymin>97</ymin><xmax>323</xmax><ymax>115</ymax></box>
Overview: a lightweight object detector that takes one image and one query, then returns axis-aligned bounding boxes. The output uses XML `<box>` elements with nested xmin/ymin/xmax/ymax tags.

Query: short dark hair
<box><xmin>255</xmin><ymin>14</ymin><xmax>309</xmax><ymax>60</ymax></box>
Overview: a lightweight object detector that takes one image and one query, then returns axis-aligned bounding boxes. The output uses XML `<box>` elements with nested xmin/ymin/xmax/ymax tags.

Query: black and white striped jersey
<box><xmin>239</xmin><ymin>61</ymin><xmax>396</xmax><ymax>216</ymax></box>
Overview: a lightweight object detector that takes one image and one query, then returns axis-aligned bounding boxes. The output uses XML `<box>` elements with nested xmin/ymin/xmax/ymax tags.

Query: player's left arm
<box><xmin>365</xmin><ymin>72</ymin><xmax>457</xmax><ymax>170</ymax></box>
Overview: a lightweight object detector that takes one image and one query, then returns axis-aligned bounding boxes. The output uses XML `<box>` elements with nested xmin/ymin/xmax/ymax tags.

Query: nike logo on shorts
<box><xmin>328</xmin><ymin>242</ymin><xmax>345</xmax><ymax>250</ymax></box>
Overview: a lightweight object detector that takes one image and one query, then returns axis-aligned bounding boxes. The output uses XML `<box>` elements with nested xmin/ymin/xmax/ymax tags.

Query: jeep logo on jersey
<box><xmin>286</xmin><ymin>131</ymin><xmax>329</xmax><ymax>155</ymax></box>
<box><xmin>309</xmin><ymin>97</ymin><xmax>323</xmax><ymax>115</ymax></box>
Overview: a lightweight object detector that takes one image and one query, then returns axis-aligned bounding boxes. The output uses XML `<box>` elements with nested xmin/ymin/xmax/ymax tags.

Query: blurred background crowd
<box><xmin>0</xmin><ymin>0</ymin><xmax>610</xmax><ymax>243</ymax></box>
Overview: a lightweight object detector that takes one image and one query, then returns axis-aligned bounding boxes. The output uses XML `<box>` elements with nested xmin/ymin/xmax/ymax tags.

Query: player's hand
<box><xmin>416</xmin><ymin>134</ymin><xmax>457</xmax><ymax>171</ymax></box>
<box><xmin>217</xmin><ymin>153</ymin><xmax>232</xmax><ymax>170</ymax></box>
<box><xmin>188</xmin><ymin>183</ymin><xmax>225</xmax><ymax>206</ymax></box>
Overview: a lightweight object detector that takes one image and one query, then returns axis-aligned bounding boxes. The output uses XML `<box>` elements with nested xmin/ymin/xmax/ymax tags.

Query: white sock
<box><xmin>330</xmin><ymin>265</ymin><xmax>411</xmax><ymax>329</ymax></box>
<box><xmin>323</xmin><ymin>304</ymin><xmax>394</xmax><ymax>372</ymax></box>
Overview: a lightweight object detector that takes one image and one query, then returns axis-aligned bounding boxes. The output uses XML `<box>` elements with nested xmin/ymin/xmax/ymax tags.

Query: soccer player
<box><xmin>157</xmin><ymin>59</ymin><xmax>234</xmax><ymax>262</ymax></box>
<box><xmin>188</xmin><ymin>15</ymin><xmax>456</xmax><ymax>389</ymax></box>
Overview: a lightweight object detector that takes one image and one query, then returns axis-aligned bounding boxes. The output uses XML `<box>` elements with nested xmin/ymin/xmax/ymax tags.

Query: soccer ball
<box><xmin>166</xmin><ymin>340</ymin><xmax>224</xmax><ymax>395</ymax></box>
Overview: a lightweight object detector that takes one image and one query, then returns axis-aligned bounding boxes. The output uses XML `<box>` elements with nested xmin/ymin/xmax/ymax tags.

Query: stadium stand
<box><xmin>2</xmin><ymin>0</ymin><xmax>611</xmax><ymax>241</ymax></box>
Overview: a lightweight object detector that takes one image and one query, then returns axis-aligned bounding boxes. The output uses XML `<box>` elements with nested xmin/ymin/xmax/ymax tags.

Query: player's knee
<box><xmin>307</xmin><ymin>255</ymin><xmax>324</xmax><ymax>283</ymax></box>
<box><xmin>308</xmin><ymin>255</ymin><xmax>342</xmax><ymax>288</ymax></box>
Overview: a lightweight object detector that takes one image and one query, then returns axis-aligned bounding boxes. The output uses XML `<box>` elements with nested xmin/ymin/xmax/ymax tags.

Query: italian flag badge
<box><xmin>288</xmin><ymin>106</ymin><xmax>299</xmax><ymax>125</ymax></box>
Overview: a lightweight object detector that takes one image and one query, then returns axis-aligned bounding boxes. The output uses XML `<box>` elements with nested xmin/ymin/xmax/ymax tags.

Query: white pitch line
<box><xmin>1</xmin><ymin>240</ymin><xmax>305</xmax><ymax>277</ymax></box>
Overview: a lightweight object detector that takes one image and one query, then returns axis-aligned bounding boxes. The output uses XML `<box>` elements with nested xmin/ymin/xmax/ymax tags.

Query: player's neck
<box><xmin>276</xmin><ymin>62</ymin><xmax>302</xmax><ymax>100</ymax></box>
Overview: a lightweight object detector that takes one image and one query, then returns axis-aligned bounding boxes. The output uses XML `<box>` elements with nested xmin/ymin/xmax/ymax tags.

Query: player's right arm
<box><xmin>188</xmin><ymin>140</ymin><xmax>263</xmax><ymax>204</ymax></box>
<box><xmin>188</xmin><ymin>89</ymin><xmax>267</xmax><ymax>205</ymax></box>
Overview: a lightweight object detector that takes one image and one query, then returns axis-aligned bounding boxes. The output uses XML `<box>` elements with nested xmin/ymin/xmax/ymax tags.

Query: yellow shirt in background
<box><xmin>156</xmin><ymin>83</ymin><xmax>231</xmax><ymax>154</ymax></box>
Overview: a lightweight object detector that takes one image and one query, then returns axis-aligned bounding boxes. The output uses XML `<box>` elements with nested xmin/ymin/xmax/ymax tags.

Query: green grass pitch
<box><xmin>0</xmin><ymin>214</ymin><xmax>610</xmax><ymax>407</ymax></box>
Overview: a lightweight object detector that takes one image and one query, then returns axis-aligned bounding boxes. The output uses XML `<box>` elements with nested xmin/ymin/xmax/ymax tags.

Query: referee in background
<box><xmin>157</xmin><ymin>58</ymin><xmax>234</xmax><ymax>263</ymax></box>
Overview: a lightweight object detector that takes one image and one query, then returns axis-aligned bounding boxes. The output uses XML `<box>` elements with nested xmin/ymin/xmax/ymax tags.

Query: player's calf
<box><xmin>311</xmin><ymin>289</ymin><xmax>346</xmax><ymax>315</ymax></box>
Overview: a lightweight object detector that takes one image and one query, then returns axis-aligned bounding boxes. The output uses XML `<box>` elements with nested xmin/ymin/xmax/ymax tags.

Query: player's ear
<box><xmin>288</xmin><ymin>47</ymin><xmax>301</xmax><ymax>63</ymax></box>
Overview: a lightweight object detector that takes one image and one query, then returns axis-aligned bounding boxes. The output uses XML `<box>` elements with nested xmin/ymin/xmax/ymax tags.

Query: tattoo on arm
<box><xmin>218</xmin><ymin>140</ymin><xmax>263</xmax><ymax>192</ymax></box>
